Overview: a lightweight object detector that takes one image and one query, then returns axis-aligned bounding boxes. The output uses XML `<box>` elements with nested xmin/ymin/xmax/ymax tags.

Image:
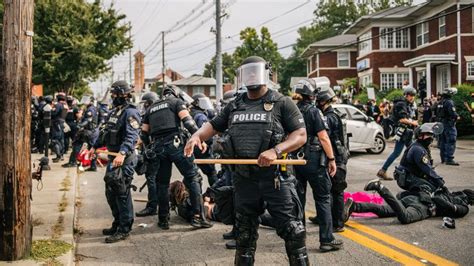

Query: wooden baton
<box><xmin>96</xmin><ymin>150</ymin><xmax>120</xmax><ymax>156</ymax></box>
<box><xmin>193</xmin><ymin>159</ymin><xmax>306</xmax><ymax>165</ymax></box>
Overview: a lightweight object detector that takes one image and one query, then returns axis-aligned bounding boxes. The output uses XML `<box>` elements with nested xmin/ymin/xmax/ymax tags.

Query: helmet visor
<box><xmin>198</xmin><ymin>97</ymin><xmax>214</xmax><ymax>110</ymax></box>
<box><xmin>237</xmin><ymin>62</ymin><xmax>268</xmax><ymax>89</ymax></box>
<box><xmin>179</xmin><ymin>91</ymin><xmax>194</xmax><ymax>104</ymax></box>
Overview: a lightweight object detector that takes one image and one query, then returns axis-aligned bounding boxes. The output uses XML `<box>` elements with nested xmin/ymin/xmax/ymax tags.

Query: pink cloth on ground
<box><xmin>344</xmin><ymin>192</ymin><xmax>385</xmax><ymax>218</ymax></box>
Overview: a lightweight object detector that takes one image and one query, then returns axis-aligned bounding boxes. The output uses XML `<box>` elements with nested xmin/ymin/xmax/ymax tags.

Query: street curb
<box><xmin>57</xmin><ymin>167</ymin><xmax>77</xmax><ymax>266</ymax></box>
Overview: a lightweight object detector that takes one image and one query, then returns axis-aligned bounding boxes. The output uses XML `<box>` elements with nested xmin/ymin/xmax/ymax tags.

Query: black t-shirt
<box><xmin>210</xmin><ymin>91</ymin><xmax>305</xmax><ymax>134</ymax></box>
<box><xmin>143</xmin><ymin>96</ymin><xmax>188</xmax><ymax>137</ymax></box>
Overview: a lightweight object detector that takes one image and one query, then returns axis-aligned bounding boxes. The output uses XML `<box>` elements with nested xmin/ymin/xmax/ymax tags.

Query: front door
<box><xmin>436</xmin><ymin>64</ymin><xmax>450</xmax><ymax>94</ymax></box>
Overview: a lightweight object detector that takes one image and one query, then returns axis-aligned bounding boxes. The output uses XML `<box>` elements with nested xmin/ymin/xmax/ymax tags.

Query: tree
<box><xmin>203</xmin><ymin>52</ymin><xmax>235</xmax><ymax>83</ymax></box>
<box><xmin>232</xmin><ymin>27</ymin><xmax>283</xmax><ymax>74</ymax></box>
<box><xmin>32</xmin><ymin>0</ymin><xmax>131</xmax><ymax>95</ymax></box>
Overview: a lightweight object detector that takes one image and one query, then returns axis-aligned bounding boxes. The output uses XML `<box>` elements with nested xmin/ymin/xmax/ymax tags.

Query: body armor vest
<box><xmin>400</xmin><ymin>142</ymin><xmax>431</xmax><ymax>179</ymax></box>
<box><xmin>103</xmin><ymin>105</ymin><xmax>129</xmax><ymax>150</ymax></box>
<box><xmin>66</xmin><ymin>109</ymin><xmax>76</xmax><ymax>123</ymax></box>
<box><xmin>325</xmin><ymin>108</ymin><xmax>349</xmax><ymax>164</ymax></box>
<box><xmin>226</xmin><ymin>90</ymin><xmax>285</xmax><ymax>159</ymax></box>
<box><xmin>148</xmin><ymin>99</ymin><xmax>180</xmax><ymax>136</ymax></box>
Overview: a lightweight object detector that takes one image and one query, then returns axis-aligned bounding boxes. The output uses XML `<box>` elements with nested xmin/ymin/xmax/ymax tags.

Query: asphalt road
<box><xmin>74</xmin><ymin>141</ymin><xmax>474</xmax><ymax>265</ymax></box>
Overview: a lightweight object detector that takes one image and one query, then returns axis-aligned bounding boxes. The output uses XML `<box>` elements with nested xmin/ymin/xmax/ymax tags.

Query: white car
<box><xmin>332</xmin><ymin>104</ymin><xmax>386</xmax><ymax>154</ymax></box>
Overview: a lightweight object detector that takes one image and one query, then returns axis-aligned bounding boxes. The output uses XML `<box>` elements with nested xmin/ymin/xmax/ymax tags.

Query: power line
<box><xmin>134</xmin><ymin>0</ymin><xmax>166</xmax><ymax>37</ymax></box>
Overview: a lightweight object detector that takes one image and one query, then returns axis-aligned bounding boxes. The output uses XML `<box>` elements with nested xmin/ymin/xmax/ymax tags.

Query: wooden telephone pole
<box><xmin>0</xmin><ymin>0</ymin><xmax>35</xmax><ymax>260</ymax></box>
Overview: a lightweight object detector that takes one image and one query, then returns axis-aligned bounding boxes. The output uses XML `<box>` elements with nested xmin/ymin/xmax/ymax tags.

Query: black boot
<box><xmin>102</xmin><ymin>226</ymin><xmax>118</xmax><ymax>236</ymax></box>
<box><xmin>223</xmin><ymin>226</ymin><xmax>237</xmax><ymax>240</ymax></box>
<box><xmin>105</xmin><ymin>231</ymin><xmax>129</xmax><ymax>243</ymax></box>
<box><xmin>235</xmin><ymin>248</ymin><xmax>255</xmax><ymax>266</ymax></box>
<box><xmin>158</xmin><ymin>215</ymin><xmax>170</xmax><ymax>230</ymax></box>
<box><xmin>136</xmin><ymin>208</ymin><xmax>157</xmax><ymax>217</ymax></box>
<box><xmin>225</xmin><ymin>239</ymin><xmax>237</xmax><ymax>249</ymax></box>
<box><xmin>287</xmin><ymin>247</ymin><xmax>310</xmax><ymax>266</ymax></box>
<box><xmin>364</xmin><ymin>179</ymin><xmax>383</xmax><ymax>192</ymax></box>
<box><xmin>343</xmin><ymin>198</ymin><xmax>355</xmax><ymax>223</ymax></box>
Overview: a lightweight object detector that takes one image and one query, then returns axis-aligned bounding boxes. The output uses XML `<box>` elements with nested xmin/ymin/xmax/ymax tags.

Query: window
<box><xmin>380</xmin><ymin>27</ymin><xmax>409</xmax><ymax>49</ymax></box>
<box><xmin>467</xmin><ymin>61</ymin><xmax>474</xmax><ymax>79</ymax></box>
<box><xmin>360</xmin><ymin>75</ymin><xmax>372</xmax><ymax>87</ymax></box>
<box><xmin>193</xmin><ymin>86</ymin><xmax>204</xmax><ymax>95</ymax></box>
<box><xmin>337</xmin><ymin>51</ymin><xmax>350</xmax><ymax>68</ymax></box>
<box><xmin>307</xmin><ymin>58</ymin><xmax>311</xmax><ymax>74</ymax></box>
<box><xmin>209</xmin><ymin>86</ymin><xmax>215</xmax><ymax>97</ymax></box>
<box><xmin>347</xmin><ymin>107</ymin><xmax>366</xmax><ymax>121</ymax></box>
<box><xmin>381</xmin><ymin>72</ymin><xmax>409</xmax><ymax>90</ymax></box>
<box><xmin>439</xmin><ymin>16</ymin><xmax>446</xmax><ymax>38</ymax></box>
<box><xmin>416</xmin><ymin>22</ymin><xmax>429</xmax><ymax>46</ymax></box>
<box><xmin>358</xmin><ymin>31</ymin><xmax>372</xmax><ymax>55</ymax></box>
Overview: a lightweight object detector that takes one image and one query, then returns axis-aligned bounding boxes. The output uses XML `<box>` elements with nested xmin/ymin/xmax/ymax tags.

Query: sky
<box><xmin>90</xmin><ymin>0</ymin><xmax>317</xmax><ymax>94</ymax></box>
<box><xmin>90</xmin><ymin>0</ymin><xmax>425</xmax><ymax>94</ymax></box>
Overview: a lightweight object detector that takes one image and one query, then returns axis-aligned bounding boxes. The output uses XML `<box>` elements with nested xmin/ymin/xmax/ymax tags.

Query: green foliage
<box><xmin>31</xmin><ymin>0</ymin><xmax>131</xmax><ymax>94</ymax></box>
<box><xmin>203</xmin><ymin>52</ymin><xmax>235</xmax><ymax>83</ymax></box>
<box><xmin>232</xmin><ymin>27</ymin><xmax>283</xmax><ymax>73</ymax></box>
<box><xmin>384</xmin><ymin>89</ymin><xmax>404</xmax><ymax>102</ymax></box>
<box><xmin>343</xmin><ymin>77</ymin><xmax>358</xmax><ymax>88</ymax></box>
<box><xmin>30</xmin><ymin>239</ymin><xmax>72</xmax><ymax>262</ymax></box>
<box><xmin>314</xmin><ymin>1</ymin><xmax>370</xmax><ymax>37</ymax></box>
<box><xmin>354</xmin><ymin>91</ymin><xmax>368</xmax><ymax>104</ymax></box>
<box><xmin>453</xmin><ymin>84</ymin><xmax>474</xmax><ymax>136</ymax></box>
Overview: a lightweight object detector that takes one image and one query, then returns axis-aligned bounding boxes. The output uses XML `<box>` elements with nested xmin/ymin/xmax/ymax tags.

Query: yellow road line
<box><xmin>339</xmin><ymin>228</ymin><xmax>425</xmax><ymax>265</ymax></box>
<box><xmin>346</xmin><ymin>220</ymin><xmax>458</xmax><ymax>266</ymax></box>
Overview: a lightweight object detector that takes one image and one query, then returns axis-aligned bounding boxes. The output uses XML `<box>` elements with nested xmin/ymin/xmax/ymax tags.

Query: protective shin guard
<box><xmin>287</xmin><ymin>247</ymin><xmax>310</xmax><ymax>266</ymax></box>
<box><xmin>235</xmin><ymin>213</ymin><xmax>259</xmax><ymax>266</ymax></box>
<box><xmin>281</xmin><ymin>221</ymin><xmax>309</xmax><ymax>266</ymax></box>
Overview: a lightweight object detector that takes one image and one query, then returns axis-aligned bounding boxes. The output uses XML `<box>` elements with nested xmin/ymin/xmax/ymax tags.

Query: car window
<box><xmin>346</xmin><ymin>107</ymin><xmax>366</xmax><ymax>121</ymax></box>
<box><xmin>334</xmin><ymin>107</ymin><xmax>348</xmax><ymax>117</ymax></box>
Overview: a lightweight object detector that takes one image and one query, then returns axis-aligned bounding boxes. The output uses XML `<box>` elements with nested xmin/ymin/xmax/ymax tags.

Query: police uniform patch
<box><xmin>452</xmin><ymin>107</ymin><xmax>456</xmax><ymax>112</ymax></box>
<box><xmin>87</xmin><ymin>111</ymin><xmax>92</xmax><ymax>116</ymax></box>
<box><xmin>422</xmin><ymin>155</ymin><xmax>429</xmax><ymax>164</ymax></box>
<box><xmin>129</xmin><ymin>117</ymin><xmax>140</xmax><ymax>129</ymax></box>
<box><xmin>264</xmin><ymin>102</ymin><xmax>274</xmax><ymax>111</ymax></box>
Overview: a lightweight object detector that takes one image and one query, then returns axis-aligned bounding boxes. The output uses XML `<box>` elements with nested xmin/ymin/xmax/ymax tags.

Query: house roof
<box><xmin>170</xmin><ymin>75</ymin><xmax>216</xmax><ymax>86</ymax></box>
<box><xmin>301</xmin><ymin>34</ymin><xmax>357</xmax><ymax>58</ymax></box>
<box><xmin>343</xmin><ymin>0</ymin><xmax>451</xmax><ymax>34</ymax></box>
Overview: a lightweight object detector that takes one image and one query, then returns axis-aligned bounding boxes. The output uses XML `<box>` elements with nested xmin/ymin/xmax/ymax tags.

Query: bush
<box><xmin>453</xmin><ymin>84</ymin><xmax>474</xmax><ymax>136</ymax></box>
<box><xmin>384</xmin><ymin>89</ymin><xmax>404</xmax><ymax>102</ymax></box>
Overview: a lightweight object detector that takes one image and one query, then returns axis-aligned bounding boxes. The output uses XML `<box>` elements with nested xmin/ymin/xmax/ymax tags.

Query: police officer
<box><xmin>185</xmin><ymin>56</ymin><xmax>309</xmax><ymax>265</ymax></box>
<box><xmin>40</xmin><ymin>95</ymin><xmax>54</xmax><ymax>156</ymax></box>
<box><xmin>291</xmin><ymin>79</ymin><xmax>341</xmax><ymax>252</ymax></box>
<box><xmin>51</xmin><ymin>94</ymin><xmax>69</xmax><ymax>162</ymax></box>
<box><xmin>136</xmin><ymin>91</ymin><xmax>160</xmax><ymax>217</ymax></box>
<box><xmin>377</xmin><ymin>87</ymin><xmax>418</xmax><ymax>180</ymax></box>
<box><xmin>82</xmin><ymin>97</ymin><xmax>100</xmax><ymax>171</ymax></box>
<box><xmin>31</xmin><ymin>96</ymin><xmax>41</xmax><ymax>153</ymax></box>
<box><xmin>190</xmin><ymin>93</ymin><xmax>218</xmax><ymax>185</ymax></box>
<box><xmin>64</xmin><ymin>96</ymin><xmax>79</xmax><ymax>154</ymax></box>
<box><xmin>436</xmin><ymin>87</ymin><xmax>459</xmax><ymax>165</ymax></box>
<box><xmin>141</xmin><ymin>86</ymin><xmax>212</xmax><ymax>230</ymax></box>
<box><xmin>313</xmin><ymin>86</ymin><xmax>349</xmax><ymax>233</ymax></box>
<box><xmin>344</xmin><ymin>123</ymin><xmax>472</xmax><ymax>224</ymax></box>
<box><xmin>91</xmin><ymin>80</ymin><xmax>141</xmax><ymax>243</ymax></box>
<box><xmin>98</xmin><ymin>100</ymin><xmax>110</xmax><ymax>126</ymax></box>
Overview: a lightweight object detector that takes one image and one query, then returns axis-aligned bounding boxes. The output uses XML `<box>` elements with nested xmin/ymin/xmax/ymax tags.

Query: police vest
<box><xmin>400</xmin><ymin>142</ymin><xmax>432</xmax><ymax>179</ymax></box>
<box><xmin>299</xmin><ymin>103</ymin><xmax>323</xmax><ymax>147</ymax></box>
<box><xmin>226</xmin><ymin>90</ymin><xmax>284</xmax><ymax>159</ymax></box>
<box><xmin>325</xmin><ymin>108</ymin><xmax>349</xmax><ymax>164</ymax></box>
<box><xmin>65</xmin><ymin>109</ymin><xmax>76</xmax><ymax>123</ymax></box>
<box><xmin>104</xmin><ymin>105</ymin><xmax>132</xmax><ymax>149</ymax></box>
<box><xmin>148</xmin><ymin>99</ymin><xmax>180</xmax><ymax>136</ymax></box>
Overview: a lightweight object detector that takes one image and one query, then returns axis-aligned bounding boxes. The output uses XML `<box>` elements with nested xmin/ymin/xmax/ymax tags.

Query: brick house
<box><xmin>302</xmin><ymin>34</ymin><xmax>358</xmax><ymax>87</ymax></box>
<box><xmin>170</xmin><ymin>75</ymin><xmax>217</xmax><ymax>99</ymax></box>
<box><xmin>341</xmin><ymin>0</ymin><xmax>474</xmax><ymax>96</ymax></box>
<box><xmin>144</xmin><ymin>68</ymin><xmax>184</xmax><ymax>91</ymax></box>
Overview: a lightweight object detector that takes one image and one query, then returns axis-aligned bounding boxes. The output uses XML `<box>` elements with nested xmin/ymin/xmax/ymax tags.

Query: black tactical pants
<box><xmin>233</xmin><ymin>173</ymin><xmax>307</xmax><ymax>264</ymax></box>
<box><xmin>354</xmin><ymin>187</ymin><xmax>431</xmax><ymax>224</ymax></box>
<box><xmin>104</xmin><ymin>155</ymin><xmax>137</xmax><ymax>233</ymax></box>
<box><xmin>193</xmin><ymin>146</ymin><xmax>217</xmax><ymax>186</ymax></box>
<box><xmin>294</xmin><ymin>150</ymin><xmax>334</xmax><ymax>243</ymax></box>
<box><xmin>148</xmin><ymin>139</ymin><xmax>203</xmax><ymax>219</ymax></box>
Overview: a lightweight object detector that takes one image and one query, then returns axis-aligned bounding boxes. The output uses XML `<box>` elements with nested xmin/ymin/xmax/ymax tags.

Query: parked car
<box><xmin>333</xmin><ymin>104</ymin><xmax>386</xmax><ymax>154</ymax></box>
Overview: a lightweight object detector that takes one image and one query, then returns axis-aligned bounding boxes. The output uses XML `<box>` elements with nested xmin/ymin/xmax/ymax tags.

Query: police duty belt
<box><xmin>193</xmin><ymin>158</ymin><xmax>306</xmax><ymax>165</ymax></box>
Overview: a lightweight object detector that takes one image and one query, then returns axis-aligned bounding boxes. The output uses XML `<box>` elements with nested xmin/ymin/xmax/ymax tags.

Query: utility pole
<box><xmin>0</xmin><ymin>0</ymin><xmax>34</xmax><ymax>260</ymax></box>
<box><xmin>128</xmin><ymin>21</ymin><xmax>133</xmax><ymax>84</ymax></box>
<box><xmin>162</xmin><ymin>31</ymin><xmax>166</xmax><ymax>90</ymax></box>
<box><xmin>215</xmin><ymin>0</ymin><xmax>223</xmax><ymax>104</ymax></box>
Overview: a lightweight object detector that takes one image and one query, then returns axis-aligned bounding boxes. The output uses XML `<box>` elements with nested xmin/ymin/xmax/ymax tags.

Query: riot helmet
<box><xmin>221</xmin><ymin>90</ymin><xmax>236</xmax><ymax>105</ymax></box>
<box><xmin>414</xmin><ymin>122</ymin><xmax>444</xmax><ymax>139</ymax></box>
<box><xmin>110</xmin><ymin>80</ymin><xmax>132</xmax><ymax>95</ymax></box>
<box><xmin>236</xmin><ymin>56</ymin><xmax>270</xmax><ymax>91</ymax></box>
<box><xmin>403</xmin><ymin>86</ymin><xmax>417</xmax><ymax>96</ymax></box>
<box><xmin>162</xmin><ymin>85</ymin><xmax>179</xmax><ymax>98</ymax></box>
<box><xmin>293</xmin><ymin>78</ymin><xmax>318</xmax><ymax>97</ymax></box>
<box><xmin>442</xmin><ymin>87</ymin><xmax>457</xmax><ymax>96</ymax></box>
<box><xmin>140</xmin><ymin>92</ymin><xmax>159</xmax><ymax>107</ymax></box>
<box><xmin>316</xmin><ymin>87</ymin><xmax>336</xmax><ymax>104</ymax></box>
<box><xmin>192</xmin><ymin>93</ymin><xmax>214</xmax><ymax>110</ymax></box>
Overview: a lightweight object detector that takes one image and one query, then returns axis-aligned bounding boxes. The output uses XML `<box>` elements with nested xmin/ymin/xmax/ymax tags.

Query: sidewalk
<box><xmin>7</xmin><ymin>152</ymin><xmax>78</xmax><ymax>265</ymax></box>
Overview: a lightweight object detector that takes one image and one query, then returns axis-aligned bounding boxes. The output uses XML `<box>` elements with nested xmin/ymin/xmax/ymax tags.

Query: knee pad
<box><xmin>235</xmin><ymin>212</ymin><xmax>259</xmax><ymax>249</ymax></box>
<box><xmin>278</xmin><ymin>220</ymin><xmax>306</xmax><ymax>250</ymax></box>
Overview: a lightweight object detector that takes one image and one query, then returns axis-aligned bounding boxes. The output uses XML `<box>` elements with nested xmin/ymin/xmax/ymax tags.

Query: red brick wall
<box><xmin>460</xmin><ymin>6</ymin><xmax>473</xmax><ymax>33</ymax></box>
<box><xmin>413</xmin><ymin>36</ymin><xmax>457</xmax><ymax>57</ymax></box>
<box><xmin>311</xmin><ymin>56</ymin><xmax>317</xmax><ymax>72</ymax></box>
<box><xmin>351</xmin><ymin>51</ymin><xmax>357</xmax><ymax>67</ymax></box>
<box><xmin>461</xmin><ymin>35</ymin><xmax>474</xmax><ymax>85</ymax></box>
<box><xmin>319</xmin><ymin>52</ymin><xmax>337</xmax><ymax>68</ymax></box>
<box><xmin>372</xmin><ymin>27</ymin><xmax>379</xmax><ymax>50</ymax></box>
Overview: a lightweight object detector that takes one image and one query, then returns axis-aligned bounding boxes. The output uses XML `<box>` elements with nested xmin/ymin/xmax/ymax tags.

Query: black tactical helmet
<box><xmin>162</xmin><ymin>85</ymin><xmax>179</xmax><ymax>97</ymax></box>
<box><xmin>222</xmin><ymin>90</ymin><xmax>236</xmax><ymax>104</ymax></box>
<box><xmin>442</xmin><ymin>87</ymin><xmax>458</xmax><ymax>96</ymax></box>
<box><xmin>111</xmin><ymin>80</ymin><xmax>132</xmax><ymax>95</ymax></box>
<box><xmin>293</xmin><ymin>78</ymin><xmax>318</xmax><ymax>96</ymax></box>
<box><xmin>414</xmin><ymin>122</ymin><xmax>444</xmax><ymax>138</ymax></box>
<box><xmin>316</xmin><ymin>87</ymin><xmax>336</xmax><ymax>103</ymax></box>
<box><xmin>192</xmin><ymin>93</ymin><xmax>206</xmax><ymax>106</ymax></box>
<box><xmin>140</xmin><ymin>92</ymin><xmax>159</xmax><ymax>105</ymax></box>
<box><xmin>56</xmin><ymin>93</ymin><xmax>66</xmax><ymax>101</ymax></box>
<box><xmin>403</xmin><ymin>86</ymin><xmax>417</xmax><ymax>96</ymax></box>
<box><xmin>44</xmin><ymin>95</ymin><xmax>53</xmax><ymax>104</ymax></box>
